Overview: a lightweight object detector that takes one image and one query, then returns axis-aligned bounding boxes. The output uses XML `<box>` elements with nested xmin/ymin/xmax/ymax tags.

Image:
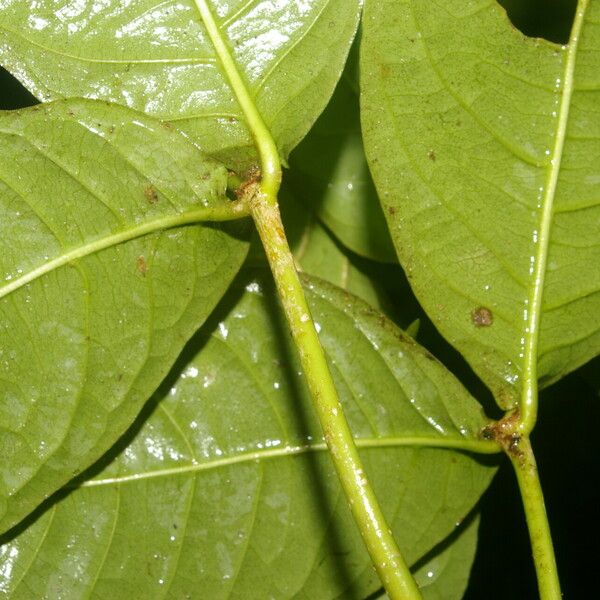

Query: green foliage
<box><xmin>0</xmin><ymin>99</ymin><xmax>249</xmax><ymax>532</ymax></box>
<box><xmin>288</xmin><ymin>54</ymin><xmax>397</xmax><ymax>263</ymax></box>
<box><xmin>0</xmin><ymin>272</ymin><xmax>494</xmax><ymax>598</ymax></box>
<box><xmin>0</xmin><ymin>0</ymin><xmax>361</xmax><ymax>171</ymax></box>
<box><xmin>361</xmin><ymin>0</ymin><xmax>600</xmax><ymax>408</ymax></box>
<box><xmin>0</xmin><ymin>0</ymin><xmax>597</xmax><ymax>598</ymax></box>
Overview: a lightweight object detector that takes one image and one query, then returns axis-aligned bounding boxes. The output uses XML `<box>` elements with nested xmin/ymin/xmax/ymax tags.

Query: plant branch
<box><xmin>252</xmin><ymin>198</ymin><xmax>421</xmax><ymax>600</ymax></box>
<box><xmin>510</xmin><ymin>437</ymin><xmax>561</xmax><ymax>600</ymax></box>
<box><xmin>193</xmin><ymin>2</ymin><xmax>422</xmax><ymax>597</ymax></box>
<box><xmin>483</xmin><ymin>415</ymin><xmax>561</xmax><ymax>599</ymax></box>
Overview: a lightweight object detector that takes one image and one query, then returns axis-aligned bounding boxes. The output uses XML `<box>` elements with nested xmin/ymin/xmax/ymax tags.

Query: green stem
<box><xmin>252</xmin><ymin>199</ymin><xmax>422</xmax><ymax>600</ymax></box>
<box><xmin>192</xmin><ymin>0</ymin><xmax>281</xmax><ymax>200</ymax></box>
<box><xmin>509</xmin><ymin>437</ymin><xmax>561</xmax><ymax>600</ymax></box>
<box><xmin>193</xmin><ymin>2</ymin><xmax>421</xmax><ymax>597</ymax></box>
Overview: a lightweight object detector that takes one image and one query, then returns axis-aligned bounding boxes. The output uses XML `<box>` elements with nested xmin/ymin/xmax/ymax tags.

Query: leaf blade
<box><xmin>0</xmin><ymin>272</ymin><xmax>496</xmax><ymax>598</ymax></box>
<box><xmin>360</xmin><ymin>0</ymin><xmax>600</xmax><ymax>407</ymax></box>
<box><xmin>0</xmin><ymin>99</ymin><xmax>249</xmax><ymax>532</ymax></box>
<box><xmin>0</xmin><ymin>0</ymin><xmax>362</xmax><ymax>170</ymax></box>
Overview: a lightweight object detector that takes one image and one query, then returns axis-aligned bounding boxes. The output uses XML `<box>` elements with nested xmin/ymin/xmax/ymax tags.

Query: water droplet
<box><xmin>184</xmin><ymin>365</ymin><xmax>198</xmax><ymax>378</ymax></box>
<box><xmin>245</xmin><ymin>281</ymin><xmax>261</xmax><ymax>293</ymax></box>
<box><xmin>217</xmin><ymin>322</ymin><xmax>229</xmax><ymax>339</ymax></box>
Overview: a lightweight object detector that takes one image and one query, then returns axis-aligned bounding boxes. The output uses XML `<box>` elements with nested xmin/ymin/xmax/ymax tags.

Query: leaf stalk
<box><xmin>193</xmin><ymin>0</ymin><xmax>281</xmax><ymax>201</ymax></box>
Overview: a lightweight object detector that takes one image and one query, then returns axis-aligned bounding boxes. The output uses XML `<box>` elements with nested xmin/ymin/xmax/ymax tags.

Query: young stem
<box><xmin>194</xmin><ymin>2</ymin><xmax>421</xmax><ymax>596</ymax></box>
<box><xmin>252</xmin><ymin>198</ymin><xmax>421</xmax><ymax>600</ymax></box>
<box><xmin>509</xmin><ymin>436</ymin><xmax>561</xmax><ymax>600</ymax></box>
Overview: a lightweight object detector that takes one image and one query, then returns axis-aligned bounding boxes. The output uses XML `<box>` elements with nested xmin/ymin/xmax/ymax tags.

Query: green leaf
<box><xmin>0</xmin><ymin>271</ymin><xmax>496</xmax><ymax>599</ymax></box>
<box><xmin>0</xmin><ymin>99</ymin><xmax>249</xmax><ymax>533</ymax></box>
<box><xmin>361</xmin><ymin>0</ymin><xmax>600</xmax><ymax>407</ymax></box>
<box><xmin>289</xmin><ymin>52</ymin><xmax>397</xmax><ymax>263</ymax></box>
<box><xmin>413</xmin><ymin>515</ymin><xmax>479</xmax><ymax>600</ymax></box>
<box><xmin>372</xmin><ymin>514</ymin><xmax>480</xmax><ymax>600</ymax></box>
<box><xmin>0</xmin><ymin>0</ymin><xmax>362</xmax><ymax>171</ymax></box>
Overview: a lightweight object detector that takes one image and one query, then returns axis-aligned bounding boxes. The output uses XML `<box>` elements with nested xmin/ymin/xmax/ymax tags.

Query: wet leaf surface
<box><xmin>0</xmin><ymin>100</ymin><xmax>249</xmax><ymax>533</ymax></box>
<box><xmin>361</xmin><ymin>0</ymin><xmax>600</xmax><ymax>407</ymax></box>
<box><xmin>0</xmin><ymin>272</ymin><xmax>496</xmax><ymax>598</ymax></box>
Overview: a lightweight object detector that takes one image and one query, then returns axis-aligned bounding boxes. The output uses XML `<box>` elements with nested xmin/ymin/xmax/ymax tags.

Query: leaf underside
<box><xmin>0</xmin><ymin>99</ymin><xmax>249</xmax><ymax>533</ymax></box>
<box><xmin>288</xmin><ymin>52</ymin><xmax>397</xmax><ymax>263</ymax></box>
<box><xmin>361</xmin><ymin>0</ymin><xmax>600</xmax><ymax>408</ymax></box>
<box><xmin>0</xmin><ymin>0</ymin><xmax>362</xmax><ymax>172</ymax></box>
<box><xmin>375</xmin><ymin>514</ymin><xmax>480</xmax><ymax>600</ymax></box>
<box><xmin>0</xmin><ymin>272</ymin><xmax>495</xmax><ymax>599</ymax></box>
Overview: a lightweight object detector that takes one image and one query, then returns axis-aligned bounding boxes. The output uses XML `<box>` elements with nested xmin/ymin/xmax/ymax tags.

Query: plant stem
<box><xmin>509</xmin><ymin>436</ymin><xmax>561</xmax><ymax>600</ymax></box>
<box><xmin>252</xmin><ymin>198</ymin><xmax>422</xmax><ymax>600</ymax></box>
<box><xmin>194</xmin><ymin>2</ymin><xmax>422</xmax><ymax>596</ymax></box>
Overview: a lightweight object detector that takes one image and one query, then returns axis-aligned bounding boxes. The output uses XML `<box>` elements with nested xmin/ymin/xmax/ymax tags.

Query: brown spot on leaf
<box><xmin>428</xmin><ymin>149</ymin><xmax>436</xmax><ymax>161</ymax></box>
<box><xmin>472</xmin><ymin>306</ymin><xmax>493</xmax><ymax>327</ymax></box>
<box><xmin>379</xmin><ymin>63</ymin><xmax>391</xmax><ymax>78</ymax></box>
<box><xmin>144</xmin><ymin>184</ymin><xmax>159</xmax><ymax>204</ymax></box>
<box><xmin>136</xmin><ymin>255</ymin><xmax>147</xmax><ymax>276</ymax></box>
<box><xmin>387</xmin><ymin>206</ymin><xmax>397</xmax><ymax>216</ymax></box>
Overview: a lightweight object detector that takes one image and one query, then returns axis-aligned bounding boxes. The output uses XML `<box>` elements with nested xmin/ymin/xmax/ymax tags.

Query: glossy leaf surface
<box><xmin>375</xmin><ymin>515</ymin><xmax>480</xmax><ymax>600</ymax></box>
<box><xmin>0</xmin><ymin>100</ymin><xmax>248</xmax><ymax>533</ymax></box>
<box><xmin>361</xmin><ymin>0</ymin><xmax>600</xmax><ymax>407</ymax></box>
<box><xmin>0</xmin><ymin>272</ymin><xmax>496</xmax><ymax>598</ymax></box>
<box><xmin>0</xmin><ymin>0</ymin><xmax>361</xmax><ymax>171</ymax></box>
<box><xmin>289</xmin><ymin>55</ymin><xmax>396</xmax><ymax>263</ymax></box>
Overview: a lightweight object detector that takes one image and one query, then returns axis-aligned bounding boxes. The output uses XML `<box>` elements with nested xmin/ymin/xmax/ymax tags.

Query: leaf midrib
<box><xmin>80</xmin><ymin>435</ymin><xmax>500</xmax><ymax>489</ymax></box>
<box><xmin>0</xmin><ymin>204</ymin><xmax>246</xmax><ymax>299</ymax></box>
<box><xmin>520</xmin><ymin>0</ymin><xmax>588</xmax><ymax>425</ymax></box>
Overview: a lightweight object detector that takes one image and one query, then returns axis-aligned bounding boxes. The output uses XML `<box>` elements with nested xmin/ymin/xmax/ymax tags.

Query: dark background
<box><xmin>0</xmin><ymin>1</ymin><xmax>597</xmax><ymax>598</ymax></box>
